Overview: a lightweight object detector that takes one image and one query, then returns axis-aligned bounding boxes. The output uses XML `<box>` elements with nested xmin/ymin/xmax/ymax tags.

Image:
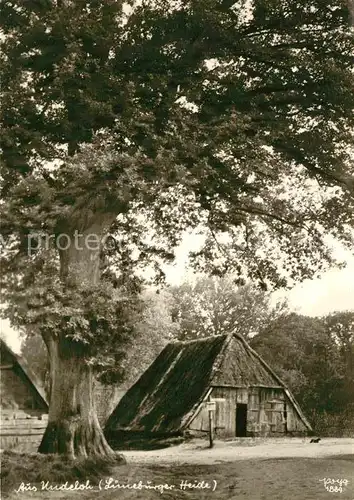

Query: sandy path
<box><xmin>122</xmin><ymin>438</ymin><xmax>354</xmax><ymax>465</ymax></box>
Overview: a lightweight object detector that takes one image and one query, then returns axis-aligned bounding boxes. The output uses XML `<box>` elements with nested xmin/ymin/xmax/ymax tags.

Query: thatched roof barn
<box><xmin>0</xmin><ymin>338</ymin><xmax>48</xmax><ymax>414</ymax></box>
<box><xmin>105</xmin><ymin>333</ymin><xmax>312</xmax><ymax>441</ymax></box>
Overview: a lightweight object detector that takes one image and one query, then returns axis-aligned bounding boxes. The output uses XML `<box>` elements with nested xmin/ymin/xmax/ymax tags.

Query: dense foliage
<box><xmin>20</xmin><ymin>288</ymin><xmax>177</xmax><ymax>389</ymax></box>
<box><xmin>169</xmin><ymin>277</ymin><xmax>288</xmax><ymax>340</ymax></box>
<box><xmin>252</xmin><ymin>311</ymin><xmax>354</xmax><ymax>434</ymax></box>
<box><xmin>21</xmin><ymin>277</ymin><xmax>354</xmax><ymax>435</ymax></box>
<box><xmin>1</xmin><ymin>0</ymin><xmax>354</xmax><ymax>299</ymax></box>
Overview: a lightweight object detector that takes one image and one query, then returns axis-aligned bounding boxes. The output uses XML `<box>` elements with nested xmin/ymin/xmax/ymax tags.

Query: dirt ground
<box><xmin>3</xmin><ymin>438</ymin><xmax>353</xmax><ymax>500</ymax></box>
<box><xmin>4</xmin><ymin>456</ymin><xmax>354</xmax><ymax>500</ymax></box>
<box><xmin>122</xmin><ymin>437</ymin><xmax>354</xmax><ymax>465</ymax></box>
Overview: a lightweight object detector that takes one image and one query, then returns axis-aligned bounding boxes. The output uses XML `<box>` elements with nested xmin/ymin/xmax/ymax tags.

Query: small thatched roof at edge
<box><xmin>0</xmin><ymin>338</ymin><xmax>48</xmax><ymax>409</ymax></box>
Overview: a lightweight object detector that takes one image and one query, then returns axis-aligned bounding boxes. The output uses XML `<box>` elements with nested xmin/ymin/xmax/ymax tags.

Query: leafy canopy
<box><xmin>1</xmin><ymin>0</ymin><xmax>354</xmax><ymax>345</ymax></box>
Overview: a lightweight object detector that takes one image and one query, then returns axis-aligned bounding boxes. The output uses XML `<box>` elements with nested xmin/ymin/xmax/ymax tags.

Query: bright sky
<box><xmin>285</xmin><ymin>263</ymin><xmax>354</xmax><ymax>315</ymax></box>
<box><xmin>163</xmin><ymin>232</ymin><xmax>354</xmax><ymax>316</ymax></box>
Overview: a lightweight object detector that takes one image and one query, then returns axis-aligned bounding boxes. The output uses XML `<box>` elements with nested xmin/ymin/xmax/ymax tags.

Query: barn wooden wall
<box><xmin>1</xmin><ymin>345</ymin><xmax>47</xmax><ymax>451</ymax></box>
<box><xmin>0</xmin><ymin>412</ymin><xmax>48</xmax><ymax>452</ymax></box>
<box><xmin>188</xmin><ymin>386</ymin><xmax>308</xmax><ymax>437</ymax></box>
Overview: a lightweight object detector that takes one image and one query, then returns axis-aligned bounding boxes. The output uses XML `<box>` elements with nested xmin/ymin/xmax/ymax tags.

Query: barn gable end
<box><xmin>188</xmin><ymin>335</ymin><xmax>311</xmax><ymax>437</ymax></box>
<box><xmin>213</xmin><ymin>334</ymin><xmax>280</xmax><ymax>387</ymax></box>
<box><xmin>0</xmin><ymin>339</ymin><xmax>49</xmax><ymax>451</ymax></box>
<box><xmin>0</xmin><ymin>339</ymin><xmax>48</xmax><ymax>413</ymax></box>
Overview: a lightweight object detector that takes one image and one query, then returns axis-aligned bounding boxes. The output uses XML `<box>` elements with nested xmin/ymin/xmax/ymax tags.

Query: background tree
<box><xmin>170</xmin><ymin>277</ymin><xmax>288</xmax><ymax>340</ymax></box>
<box><xmin>325</xmin><ymin>311</ymin><xmax>354</xmax><ymax>410</ymax></box>
<box><xmin>97</xmin><ymin>288</ymin><xmax>179</xmax><ymax>388</ymax></box>
<box><xmin>1</xmin><ymin>0</ymin><xmax>354</xmax><ymax>457</ymax></box>
<box><xmin>21</xmin><ymin>334</ymin><xmax>51</xmax><ymax>398</ymax></box>
<box><xmin>251</xmin><ymin>311</ymin><xmax>354</xmax><ymax>433</ymax></box>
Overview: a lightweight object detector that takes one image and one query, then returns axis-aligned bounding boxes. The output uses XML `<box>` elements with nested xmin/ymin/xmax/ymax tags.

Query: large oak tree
<box><xmin>1</xmin><ymin>0</ymin><xmax>354</xmax><ymax>457</ymax></box>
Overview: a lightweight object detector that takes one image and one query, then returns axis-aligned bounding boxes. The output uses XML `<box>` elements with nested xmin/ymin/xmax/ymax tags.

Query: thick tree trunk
<box><xmin>39</xmin><ymin>337</ymin><xmax>115</xmax><ymax>458</ymax></box>
<box><xmin>39</xmin><ymin>216</ymin><xmax>118</xmax><ymax>458</ymax></box>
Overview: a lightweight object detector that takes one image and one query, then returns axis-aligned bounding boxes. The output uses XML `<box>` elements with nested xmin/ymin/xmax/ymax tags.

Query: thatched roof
<box><xmin>212</xmin><ymin>333</ymin><xmax>281</xmax><ymax>386</ymax></box>
<box><xmin>105</xmin><ymin>333</ymin><xmax>311</xmax><ymax>435</ymax></box>
<box><xmin>0</xmin><ymin>338</ymin><xmax>48</xmax><ymax>409</ymax></box>
<box><xmin>105</xmin><ymin>335</ymin><xmax>226</xmax><ymax>435</ymax></box>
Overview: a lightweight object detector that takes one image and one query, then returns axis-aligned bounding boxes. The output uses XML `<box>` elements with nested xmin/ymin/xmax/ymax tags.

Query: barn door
<box><xmin>264</xmin><ymin>400</ymin><xmax>287</xmax><ymax>434</ymax></box>
<box><xmin>235</xmin><ymin>404</ymin><xmax>247</xmax><ymax>437</ymax></box>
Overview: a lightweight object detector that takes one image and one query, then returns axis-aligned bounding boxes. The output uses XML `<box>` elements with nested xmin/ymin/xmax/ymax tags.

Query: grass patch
<box><xmin>0</xmin><ymin>450</ymin><xmax>125</xmax><ymax>498</ymax></box>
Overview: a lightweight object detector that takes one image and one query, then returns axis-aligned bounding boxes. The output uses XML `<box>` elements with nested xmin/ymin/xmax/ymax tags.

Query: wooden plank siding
<box><xmin>213</xmin><ymin>387</ymin><xmax>237</xmax><ymax>437</ymax></box>
<box><xmin>0</xmin><ymin>414</ymin><xmax>48</xmax><ymax>452</ymax></box>
<box><xmin>188</xmin><ymin>386</ymin><xmax>308</xmax><ymax>438</ymax></box>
